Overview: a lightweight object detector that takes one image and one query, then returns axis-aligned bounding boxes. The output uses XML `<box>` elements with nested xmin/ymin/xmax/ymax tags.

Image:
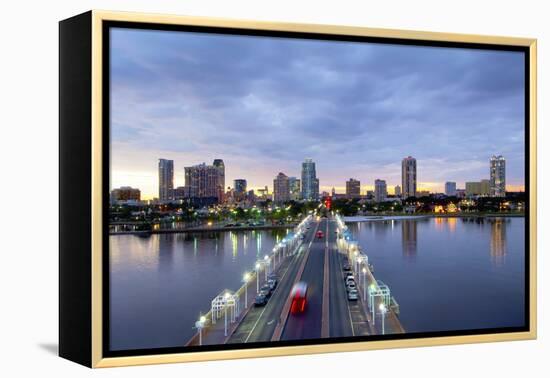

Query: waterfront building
<box><xmin>288</xmin><ymin>177</ymin><xmax>301</xmax><ymax>201</ymax></box>
<box><xmin>331</xmin><ymin>187</ymin><xmax>336</xmax><ymax>197</ymax></box>
<box><xmin>394</xmin><ymin>185</ymin><xmax>402</xmax><ymax>198</ymax></box>
<box><xmin>465</xmin><ymin>180</ymin><xmax>490</xmax><ymax>197</ymax></box>
<box><xmin>401</xmin><ymin>156</ymin><xmax>417</xmax><ymax>199</ymax></box>
<box><xmin>301</xmin><ymin>158</ymin><xmax>319</xmax><ymax>201</ymax></box>
<box><xmin>213</xmin><ymin>159</ymin><xmax>225</xmax><ymax>202</ymax></box>
<box><xmin>445</xmin><ymin>181</ymin><xmax>457</xmax><ymax>196</ymax></box>
<box><xmin>234</xmin><ymin>179</ymin><xmax>247</xmax><ymax>195</ymax></box>
<box><xmin>346</xmin><ymin>178</ymin><xmax>361</xmax><ymax>198</ymax></box>
<box><xmin>273</xmin><ymin>172</ymin><xmax>290</xmax><ymax>203</ymax></box>
<box><xmin>158</xmin><ymin>158</ymin><xmax>174</xmax><ymax>201</ymax></box>
<box><xmin>366</xmin><ymin>190</ymin><xmax>374</xmax><ymax>199</ymax></box>
<box><xmin>173</xmin><ymin>186</ymin><xmax>192</xmax><ymax>200</ymax></box>
<box><xmin>111</xmin><ymin>186</ymin><xmax>141</xmax><ymax>203</ymax></box>
<box><xmin>455</xmin><ymin>189</ymin><xmax>466</xmax><ymax>198</ymax></box>
<box><xmin>490</xmin><ymin>155</ymin><xmax>506</xmax><ymax>197</ymax></box>
<box><xmin>257</xmin><ymin>186</ymin><xmax>270</xmax><ymax>201</ymax></box>
<box><xmin>465</xmin><ymin>181</ymin><xmax>482</xmax><ymax>197</ymax></box>
<box><xmin>374</xmin><ymin>179</ymin><xmax>387</xmax><ymax>202</ymax></box>
<box><xmin>416</xmin><ymin>190</ymin><xmax>430</xmax><ymax>198</ymax></box>
<box><xmin>184</xmin><ymin>162</ymin><xmax>220</xmax><ymax>201</ymax></box>
<box><xmin>480</xmin><ymin>179</ymin><xmax>490</xmax><ymax>196</ymax></box>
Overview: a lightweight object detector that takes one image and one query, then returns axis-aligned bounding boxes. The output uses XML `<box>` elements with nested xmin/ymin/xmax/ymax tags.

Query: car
<box><xmin>260</xmin><ymin>284</ymin><xmax>272</xmax><ymax>297</ymax></box>
<box><xmin>346</xmin><ymin>281</ymin><xmax>357</xmax><ymax>292</ymax></box>
<box><xmin>343</xmin><ymin>264</ymin><xmax>351</xmax><ymax>271</ymax></box>
<box><xmin>267</xmin><ymin>279</ymin><xmax>278</xmax><ymax>290</ymax></box>
<box><xmin>345</xmin><ymin>275</ymin><xmax>355</xmax><ymax>285</ymax></box>
<box><xmin>290</xmin><ymin>282</ymin><xmax>308</xmax><ymax>314</ymax></box>
<box><xmin>316</xmin><ymin>231</ymin><xmax>324</xmax><ymax>238</ymax></box>
<box><xmin>347</xmin><ymin>289</ymin><xmax>359</xmax><ymax>301</ymax></box>
<box><xmin>254</xmin><ymin>294</ymin><xmax>268</xmax><ymax>306</ymax></box>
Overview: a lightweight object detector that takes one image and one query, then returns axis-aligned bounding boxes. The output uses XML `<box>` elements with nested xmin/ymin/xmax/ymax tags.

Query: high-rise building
<box><xmin>394</xmin><ymin>185</ymin><xmax>402</xmax><ymax>198</ymax></box>
<box><xmin>288</xmin><ymin>177</ymin><xmax>301</xmax><ymax>201</ymax></box>
<box><xmin>401</xmin><ymin>156</ymin><xmax>417</xmax><ymax>199</ymax></box>
<box><xmin>213</xmin><ymin>159</ymin><xmax>225</xmax><ymax>201</ymax></box>
<box><xmin>490</xmin><ymin>155</ymin><xmax>506</xmax><ymax>197</ymax></box>
<box><xmin>346</xmin><ymin>178</ymin><xmax>361</xmax><ymax>198</ymax></box>
<box><xmin>110</xmin><ymin>186</ymin><xmax>141</xmax><ymax>203</ymax></box>
<box><xmin>184</xmin><ymin>163</ymin><xmax>220</xmax><ymax>200</ymax></box>
<box><xmin>158</xmin><ymin>159</ymin><xmax>174</xmax><ymax>201</ymax></box>
<box><xmin>234</xmin><ymin>179</ymin><xmax>247</xmax><ymax>194</ymax></box>
<box><xmin>445</xmin><ymin>181</ymin><xmax>457</xmax><ymax>196</ymax></box>
<box><xmin>273</xmin><ymin>172</ymin><xmax>290</xmax><ymax>203</ymax></box>
<box><xmin>374</xmin><ymin>179</ymin><xmax>388</xmax><ymax>202</ymax></box>
<box><xmin>301</xmin><ymin>158</ymin><xmax>319</xmax><ymax>201</ymax></box>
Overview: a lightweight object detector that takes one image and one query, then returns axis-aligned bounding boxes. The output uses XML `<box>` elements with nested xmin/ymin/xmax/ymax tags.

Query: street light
<box><xmin>243</xmin><ymin>272</ymin><xmax>251</xmax><ymax>308</ymax></box>
<box><xmin>264</xmin><ymin>255</ymin><xmax>270</xmax><ymax>279</ymax></box>
<box><xmin>195</xmin><ymin>315</ymin><xmax>206</xmax><ymax>346</ymax></box>
<box><xmin>379</xmin><ymin>303</ymin><xmax>387</xmax><ymax>335</ymax></box>
<box><xmin>224</xmin><ymin>292</ymin><xmax>231</xmax><ymax>336</ymax></box>
<box><xmin>369</xmin><ymin>284</ymin><xmax>376</xmax><ymax>325</ymax></box>
<box><xmin>255</xmin><ymin>263</ymin><xmax>261</xmax><ymax>292</ymax></box>
<box><xmin>362</xmin><ymin>267</ymin><xmax>367</xmax><ymax>300</ymax></box>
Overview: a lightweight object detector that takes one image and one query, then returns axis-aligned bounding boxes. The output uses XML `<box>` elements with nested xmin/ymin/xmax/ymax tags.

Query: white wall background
<box><xmin>0</xmin><ymin>0</ymin><xmax>547</xmax><ymax>376</ymax></box>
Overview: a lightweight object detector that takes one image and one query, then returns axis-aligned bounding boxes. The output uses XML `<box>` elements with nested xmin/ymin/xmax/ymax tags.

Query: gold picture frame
<box><xmin>59</xmin><ymin>9</ymin><xmax>537</xmax><ymax>368</ymax></box>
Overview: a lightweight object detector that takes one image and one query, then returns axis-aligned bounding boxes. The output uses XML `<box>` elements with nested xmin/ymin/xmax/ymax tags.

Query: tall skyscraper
<box><xmin>273</xmin><ymin>172</ymin><xmax>290</xmax><ymax>203</ymax></box>
<box><xmin>158</xmin><ymin>159</ymin><xmax>174</xmax><ymax>201</ymax></box>
<box><xmin>394</xmin><ymin>185</ymin><xmax>402</xmax><ymax>198</ymax></box>
<box><xmin>490</xmin><ymin>155</ymin><xmax>506</xmax><ymax>197</ymax></box>
<box><xmin>213</xmin><ymin>159</ymin><xmax>225</xmax><ymax>202</ymax></box>
<box><xmin>346</xmin><ymin>178</ymin><xmax>361</xmax><ymax>198</ymax></box>
<box><xmin>401</xmin><ymin>156</ymin><xmax>417</xmax><ymax>199</ymax></box>
<box><xmin>374</xmin><ymin>179</ymin><xmax>388</xmax><ymax>202</ymax></box>
<box><xmin>301</xmin><ymin>158</ymin><xmax>319</xmax><ymax>201</ymax></box>
<box><xmin>288</xmin><ymin>177</ymin><xmax>301</xmax><ymax>201</ymax></box>
<box><xmin>445</xmin><ymin>181</ymin><xmax>457</xmax><ymax>196</ymax></box>
<box><xmin>184</xmin><ymin>163</ymin><xmax>220</xmax><ymax>200</ymax></box>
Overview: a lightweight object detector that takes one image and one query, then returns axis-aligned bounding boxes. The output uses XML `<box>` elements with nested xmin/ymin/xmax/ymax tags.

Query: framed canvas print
<box><xmin>59</xmin><ymin>10</ymin><xmax>537</xmax><ymax>368</ymax></box>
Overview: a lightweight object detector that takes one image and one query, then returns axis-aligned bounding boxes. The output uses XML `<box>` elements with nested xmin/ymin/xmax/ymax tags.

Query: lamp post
<box><xmin>255</xmin><ymin>263</ymin><xmax>261</xmax><ymax>292</ymax></box>
<box><xmin>264</xmin><ymin>255</ymin><xmax>270</xmax><ymax>280</ymax></box>
<box><xmin>243</xmin><ymin>272</ymin><xmax>251</xmax><ymax>308</ymax></box>
<box><xmin>369</xmin><ymin>284</ymin><xmax>376</xmax><ymax>325</ymax></box>
<box><xmin>362</xmin><ymin>267</ymin><xmax>367</xmax><ymax>300</ymax></box>
<box><xmin>379</xmin><ymin>303</ymin><xmax>387</xmax><ymax>335</ymax></box>
<box><xmin>224</xmin><ymin>292</ymin><xmax>231</xmax><ymax>336</ymax></box>
<box><xmin>195</xmin><ymin>315</ymin><xmax>206</xmax><ymax>346</ymax></box>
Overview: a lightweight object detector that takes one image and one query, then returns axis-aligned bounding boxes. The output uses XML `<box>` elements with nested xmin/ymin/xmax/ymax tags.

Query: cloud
<box><xmin>109</xmin><ymin>27</ymin><xmax>526</xmax><ymax>197</ymax></box>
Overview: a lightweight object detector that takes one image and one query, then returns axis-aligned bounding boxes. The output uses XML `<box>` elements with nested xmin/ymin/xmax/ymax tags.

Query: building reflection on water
<box><xmin>490</xmin><ymin>218</ymin><xmax>507</xmax><ymax>265</ymax></box>
<box><xmin>401</xmin><ymin>220</ymin><xmax>417</xmax><ymax>258</ymax></box>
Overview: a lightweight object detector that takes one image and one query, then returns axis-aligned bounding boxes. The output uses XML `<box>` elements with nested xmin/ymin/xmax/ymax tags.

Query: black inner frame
<box><xmin>102</xmin><ymin>20</ymin><xmax>531</xmax><ymax>358</ymax></box>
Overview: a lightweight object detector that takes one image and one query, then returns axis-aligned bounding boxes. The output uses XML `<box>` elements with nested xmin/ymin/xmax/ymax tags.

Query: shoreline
<box><xmin>342</xmin><ymin>213</ymin><xmax>525</xmax><ymax>222</ymax></box>
<box><xmin>109</xmin><ymin>223</ymin><xmax>296</xmax><ymax>236</ymax></box>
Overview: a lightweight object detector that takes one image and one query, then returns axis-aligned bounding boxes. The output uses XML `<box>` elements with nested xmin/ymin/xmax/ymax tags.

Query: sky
<box><xmin>110</xmin><ymin>27</ymin><xmax>526</xmax><ymax>200</ymax></box>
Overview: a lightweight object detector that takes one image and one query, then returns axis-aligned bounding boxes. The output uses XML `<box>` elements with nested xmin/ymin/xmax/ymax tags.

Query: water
<box><xmin>109</xmin><ymin>217</ymin><xmax>525</xmax><ymax>351</ymax></box>
<box><xmin>347</xmin><ymin>217</ymin><xmax>525</xmax><ymax>333</ymax></box>
<box><xmin>109</xmin><ymin>229</ymin><xmax>290</xmax><ymax>351</ymax></box>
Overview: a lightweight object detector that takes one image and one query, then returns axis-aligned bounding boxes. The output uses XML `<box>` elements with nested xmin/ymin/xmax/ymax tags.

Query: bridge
<box><xmin>185</xmin><ymin>212</ymin><xmax>404</xmax><ymax>347</ymax></box>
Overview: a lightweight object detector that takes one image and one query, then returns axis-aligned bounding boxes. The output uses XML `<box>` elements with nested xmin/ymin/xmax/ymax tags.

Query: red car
<box><xmin>316</xmin><ymin>231</ymin><xmax>324</xmax><ymax>238</ymax></box>
<box><xmin>290</xmin><ymin>282</ymin><xmax>308</xmax><ymax>314</ymax></box>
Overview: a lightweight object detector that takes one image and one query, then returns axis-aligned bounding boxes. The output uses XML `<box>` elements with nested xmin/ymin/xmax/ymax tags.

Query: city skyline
<box><xmin>110</xmin><ymin>28</ymin><xmax>526</xmax><ymax>199</ymax></box>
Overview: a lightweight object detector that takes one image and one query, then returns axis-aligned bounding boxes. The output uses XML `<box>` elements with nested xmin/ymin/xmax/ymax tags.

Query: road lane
<box><xmin>227</xmin><ymin>221</ymin><xmax>319</xmax><ymax>343</ymax></box>
<box><xmin>328</xmin><ymin>218</ymin><xmax>355</xmax><ymax>337</ymax></box>
<box><xmin>281</xmin><ymin>219</ymin><xmax>327</xmax><ymax>341</ymax></box>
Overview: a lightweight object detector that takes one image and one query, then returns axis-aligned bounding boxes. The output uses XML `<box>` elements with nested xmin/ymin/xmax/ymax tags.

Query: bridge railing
<box><xmin>334</xmin><ymin>213</ymin><xmax>404</xmax><ymax>334</ymax></box>
<box><xmin>186</xmin><ymin>214</ymin><xmax>314</xmax><ymax>346</ymax></box>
